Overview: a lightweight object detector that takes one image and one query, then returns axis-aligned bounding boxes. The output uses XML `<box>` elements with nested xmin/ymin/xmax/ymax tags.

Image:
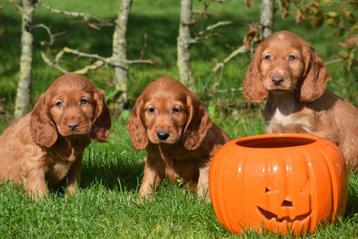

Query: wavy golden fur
<box><xmin>127</xmin><ymin>77</ymin><xmax>230</xmax><ymax>201</ymax></box>
<box><xmin>0</xmin><ymin>73</ymin><xmax>111</xmax><ymax>198</ymax></box>
<box><xmin>243</xmin><ymin>31</ymin><xmax>358</xmax><ymax>169</ymax></box>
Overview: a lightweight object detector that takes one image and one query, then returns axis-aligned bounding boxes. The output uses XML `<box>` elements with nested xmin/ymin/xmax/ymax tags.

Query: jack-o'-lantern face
<box><xmin>254</xmin><ymin>158</ymin><xmax>312</xmax><ymax>232</ymax></box>
<box><xmin>257</xmin><ymin>180</ymin><xmax>311</xmax><ymax>226</ymax></box>
<box><xmin>209</xmin><ymin>134</ymin><xmax>348</xmax><ymax>236</ymax></box>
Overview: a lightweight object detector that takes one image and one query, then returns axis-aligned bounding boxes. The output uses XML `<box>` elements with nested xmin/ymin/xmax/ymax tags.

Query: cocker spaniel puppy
<box><xmin>0</xmin><ymin>73</ymin><xmax>111</xmax><ymax>199</ymax></box>
<box><xmin>243</xmin><ymin>30</ymin><xmax>358</xmax><ymax>169</ymax></box>
<box><xmin>127</xmin><ymin>77</ymin><xmax>230</xmax><ymax>201</ymax></box>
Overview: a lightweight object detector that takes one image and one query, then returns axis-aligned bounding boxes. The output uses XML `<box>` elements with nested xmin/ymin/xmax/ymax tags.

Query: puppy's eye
<box><xmin>172</xmin><ymin>106</ymin><xmax>181</xmax><ymax>113</ymax></box>
<box><xmin>55</xmin><ymin>100</ymin><xmax>64</xmax><ymax>108</ymax></box>
<box><xmin>263</xmin><ymin>54</ymin><xmax>272</xmax><ymax>62</ymax></box>
<box><xmin>288</xmin><ymin>55</ymin><xmax>297</xmax><ymax>62</ymax></box>
<box><xmin>148</xmin><ymin>107</ymin><xmax>155</xmax><ymax>113</ymax></box>
<box><xmin>80</xmin><ymin>98</ymin><xmax>88</xmax><ymax>105</ymax></box>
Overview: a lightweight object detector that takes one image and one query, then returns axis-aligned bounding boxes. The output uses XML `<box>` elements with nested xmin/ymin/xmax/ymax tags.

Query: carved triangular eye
<box><xmin>265</xmin><ymin>178</ymin><xmax>278</xmax><ymax>193</ymax></box>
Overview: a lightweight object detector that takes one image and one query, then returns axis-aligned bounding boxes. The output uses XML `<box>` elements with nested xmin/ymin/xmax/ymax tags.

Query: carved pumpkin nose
<box><xmin>281</xmin><ymin>196</ymin><xmax>293</xmax><ymax>207</ymax></box>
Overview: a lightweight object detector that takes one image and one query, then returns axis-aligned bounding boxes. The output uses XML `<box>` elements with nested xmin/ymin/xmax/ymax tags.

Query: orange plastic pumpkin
<box><xmin>209</xmin><ymin>134</ymin><xmax>347</xmax><ymax>236</ymax></box>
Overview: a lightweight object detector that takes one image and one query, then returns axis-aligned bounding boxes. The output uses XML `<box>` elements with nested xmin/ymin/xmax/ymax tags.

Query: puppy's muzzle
<box><xmin>272</xmin><ymin>74</ymin><xmax>284</xmax><ymax>86</ymax></box>
<box><xmin>157</xmin><ymin>131</ymin><xmax>170</xmax><ymax>141</ymax></box>
<box><xmin>67</xmin><ymin>120</ymin><xmax>80</xmax><ymax>131</ymax></box>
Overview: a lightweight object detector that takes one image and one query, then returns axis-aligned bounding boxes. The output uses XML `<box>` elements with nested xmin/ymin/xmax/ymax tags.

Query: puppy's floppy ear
<box><xmin>91</xmin><ymin>88</ymin><xmax>112</xmax><ymax>142</ymax></box>
<box><xmin>300</xmin><ymin>46</ymin><xmax>329</xmax><ymax>102</ymax></box>
<box><xmin>30</xmin><ymin>94</ymin><xmax>58</xmax><ymax>148</ymax></box>
<box><xmin>182</xmin><ymin>94</ymin><xmax>212</xmax><ymax>151</ymax></box>
<box><xmin>127</xmin><ymin>96</ymin><xmax>148</xmax><ymax>150</ymax></box>
<box><xmin>243</xmin><ymin>45</ymin><xmax>268</xmax><ymax>102</ymax></box>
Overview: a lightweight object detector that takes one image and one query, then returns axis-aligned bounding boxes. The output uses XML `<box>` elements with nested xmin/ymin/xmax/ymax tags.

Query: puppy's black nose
<box><xmin>68</xmin><ymin>120</ymin><xmax>80</xmax><ymax>130</ymax></box>
<box><xmin>272</xmin><ymin>74</ymin><xmax>284</xmax><ymax>85</ymax></box>
<box><xmin>157</xmin><ymin>131</ymin><xmax>169</xmax><ymax>141</ymax></box>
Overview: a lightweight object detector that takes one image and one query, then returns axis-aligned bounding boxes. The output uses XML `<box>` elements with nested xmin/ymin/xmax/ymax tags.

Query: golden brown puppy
<box><xmin>243</xmin><ymin>30</ymin><xmax>358</xmax><ymax>169</ymax></box>
<box><xmin>127</xmin><ymin>77</ymin><xmax>230</xmax><ymax>201</ymax></box>
<box><xmin>0</xmin><ymin>73</ymin><xmax>111</xmax><ymax>199</ymax></box>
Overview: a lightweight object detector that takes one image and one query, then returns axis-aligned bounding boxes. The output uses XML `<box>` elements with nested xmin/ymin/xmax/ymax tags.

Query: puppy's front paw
<box><xmin>197</xmin><ymin>185</ymin><xmax>211</xmax><ymax>203</ymax></box>
<box><xmin>23</xmin><ymin>178</ymin><xmax>48</xmax><ymax>200</ymax></box>
<box><xmin>135</xmin><ymin>193</ymin><xmax>152</xmax><ymax>205</ymax></box>
<box><xmin>65</xmin><ymin>185</ymin><xmax>78</xmax><ymax>196</ymax></box>
<box><xmin>27</xmin><ymin>186</ymin><xmax>48</xmax><ymax>200</ymax></box>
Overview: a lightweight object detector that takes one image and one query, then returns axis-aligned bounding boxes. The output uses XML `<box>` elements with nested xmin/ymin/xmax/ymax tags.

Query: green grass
<box><xmin>0</xmin><ymin>0</ymin><xmax>357</xmax><ymax>238</ymax></box>
<box><xmin>0</xmin><ymin>121</ymin><xmax>357</xmax><ymax>238</ymax></box>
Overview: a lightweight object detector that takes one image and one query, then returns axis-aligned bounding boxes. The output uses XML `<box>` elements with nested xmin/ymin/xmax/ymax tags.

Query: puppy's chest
<box><xmin>154</xmin><ymin>146</ymin><xmax>206</xmax><ymax>182</ymax></box>
<box><xmin>267</xmin><ymin>106</ymin><xmax>316</xmax><ymax>133</ymax></box>
<box><xmin>45</xmin><ymin>145</ymin><xmax>79</xmax><ymax>183</ymax></box>
<box><xmin>154</xmin><ymin>146</ymin><xmax>206</xmax><ymax>170</ymax></box>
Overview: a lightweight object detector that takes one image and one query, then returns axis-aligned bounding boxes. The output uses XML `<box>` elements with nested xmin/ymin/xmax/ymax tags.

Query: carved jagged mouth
<box><xmin>257</xmin><ymin>206</ymin><xmax>311</xmax><ymax>222</ymax></box>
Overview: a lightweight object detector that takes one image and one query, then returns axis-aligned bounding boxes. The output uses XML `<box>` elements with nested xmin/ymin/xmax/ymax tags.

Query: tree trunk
<box><xmin>177</xmin><ymin>0</ymin><xmax>193</xmax><ymax>88</ymax></box>
<box><xmin>260</xmin><ymin>0</ymin><xmax>275</xmax><ymax>39</ymax></box>
<box><xmin>112</xmin><ymin>0</ymin><xmax>132</xmax><ymax>115</ymax></box>
<box><xmin>14</xmin><ymin>0</ymin><xmax>36</xmax><ymax>119</ymax></box>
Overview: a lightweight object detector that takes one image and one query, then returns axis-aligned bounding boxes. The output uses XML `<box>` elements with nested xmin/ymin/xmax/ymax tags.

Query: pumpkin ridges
<box><xmin>210</xmin><ymin>140</ymin><xmax>238</xmax><ymax>232</ymax></box>
<box><xmin>318</xmin><ymin>141</ymin><xmax>347</xmax><ymax>220</ymax></box>
<box><xmin>220</xmin><ymin>144</ymin><xmax>236</xmax><ymax>232</ymax></box>
<box><xmin>286</xmin><ymin>153</ymin><xmax>302</xmax><ymax>235</ymax></box>
<box><xmin>231</xmin><ymin>144</ymin><xmax>251</xmax><ymax>233</ymax></box>
<box><xmin>285</xmin><ymin>154</ymin><xmax>293</xmax><ymax>221</ymax></box>
<box><xmin>234</xmin><ymin>148</ymin><xmax>246</xmax><ymax>232</ymax></box>
<box><xmin>265</xmin><ymin>155</ymin><xmax>280</xmax><ymax>234</ymax></box>
<box><xmin>314</xmin><ymin>145</ymin><xmax>336</xmax><ymax>224</ymax></box>
<box><xmin>209</xmin><ymin>141</ymin><xmax>229</xmax><ymax>228</ymax></box>
<box><xmin>262</xmin><ymin>151</ymin><xmax>271</xmax><ymax>232</ymax></box>
<box><xmin>302</xmin><ymin>148</ymin><xmax>318</xmax><ymax>233</ymax></box>
<box><xmin>300</xmin><ymin>153</ymin><xmax>312</xmax><ymax>235</ymax></box>
<box><xmin>209</xmin><ymin>134</ymin><xmax>347</xmax><ymax>236</ymax></box>
<box><xmin>314</xmin><ymin>144</ymin><xmax>335</xmax><ymax>225</ymax></box>
<box><xmin>304</xmin><ymin>145</ymin><xmax>337</xmax><ymax>232</ymax></box>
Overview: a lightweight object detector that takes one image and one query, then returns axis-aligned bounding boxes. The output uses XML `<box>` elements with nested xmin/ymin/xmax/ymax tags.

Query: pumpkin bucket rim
<box><xmin>234</xmin><ymin>133</ymin><xmax>324</xmax><ymax>149</ymax></box>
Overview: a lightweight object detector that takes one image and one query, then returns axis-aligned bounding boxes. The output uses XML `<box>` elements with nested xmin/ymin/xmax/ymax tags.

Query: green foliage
<box><xmin>277</xmin><ymin>0</ymin><xmax>358</xmax><ymax>70</ymax></box>
<box><xmin>0</xmin><ymin>0</ymin><xmax>356</xmax><ymax>114</ymax></box>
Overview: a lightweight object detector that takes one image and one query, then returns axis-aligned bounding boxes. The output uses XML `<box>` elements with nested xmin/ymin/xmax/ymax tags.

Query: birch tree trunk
<box><xmin>112</xmin><ymin>0</ymin><xmax>132</xmax><ymax>114</ymax></box>
<box><xmin>177</xmin><ymin>0</ymin><xmax>193</xmax><ymax>87</ymax></box>
<box><xmin>260</xmin><ymin>0</ymin><xmax>275</xmax><ymax>38</ymax></box>
<box><xmin>14</xmin><ymin>0</ymin><xmax>36</xmax><ymax>118</ymax></box>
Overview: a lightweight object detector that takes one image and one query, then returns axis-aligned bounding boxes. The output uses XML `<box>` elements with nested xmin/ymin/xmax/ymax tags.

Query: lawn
<box><xmin>0</xmin><ymin>0</ymin><xmax>357</xmax><ymax>238</ymax></box>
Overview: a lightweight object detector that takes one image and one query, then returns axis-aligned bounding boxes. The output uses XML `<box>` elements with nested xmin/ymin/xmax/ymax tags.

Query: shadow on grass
<box><xmin>345</xmin><ymin>192</ymin><xmax>358</xmax><ymax>217</ymax></box>
<box><xmin>344</xmin><ymin>171</ymin><xmax>358</xmax><ymax>217</ymax></box>
<box><xmin>80</xmin><ymin>150</ymin><xmax>144</xmax><ymax>192</ymax></box>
